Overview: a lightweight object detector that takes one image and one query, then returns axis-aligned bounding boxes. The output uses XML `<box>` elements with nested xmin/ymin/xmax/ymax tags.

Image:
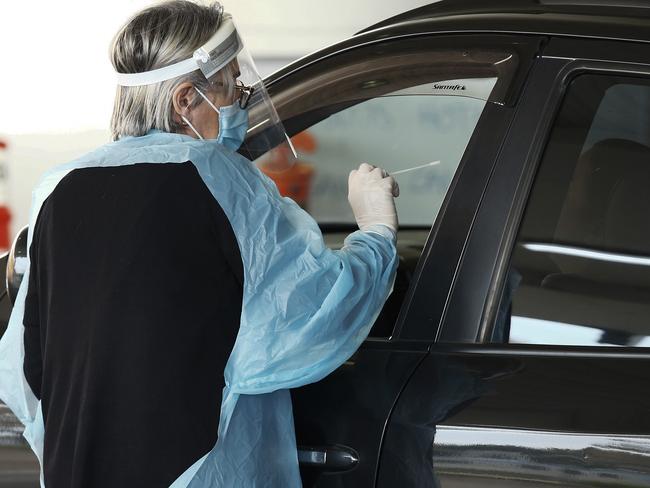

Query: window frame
<box><xmin>439</xmin><ymin>36</ymin><xmax>650</xmax><ymax>355</ymax></box>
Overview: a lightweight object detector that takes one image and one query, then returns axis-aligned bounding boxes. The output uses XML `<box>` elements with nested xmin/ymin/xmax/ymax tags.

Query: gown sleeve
<box><xmin>223</xmin><ymin>160</ymin><xmax>399</xmax><ymax>395</ymax></box>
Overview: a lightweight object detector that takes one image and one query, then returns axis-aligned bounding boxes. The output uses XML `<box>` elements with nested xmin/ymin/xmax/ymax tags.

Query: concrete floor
<box><xmin>0</xmin><ymin>446</ymin><xmax>39</xmax><ymax>487</ymax></box>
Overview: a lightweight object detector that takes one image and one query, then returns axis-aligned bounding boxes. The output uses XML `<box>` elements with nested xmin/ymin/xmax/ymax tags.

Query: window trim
<box><xmin>265</xmin><ymin>33</ymin><xmax>541</xmax><ymax>119</ymax></box>
<box><xmin>430</xmin><ymin>342</ymin><xmax>650</xmax><ymax>360</ymax></box>
<box><xmin>394</xmin><ymin>101</ymin><xmax>515</xmax><ymax>342</ymax></box>
<box><xmin>269</xmin><ymin>40</ymin><xmax>522</xmax><ymax>144</ymax></box>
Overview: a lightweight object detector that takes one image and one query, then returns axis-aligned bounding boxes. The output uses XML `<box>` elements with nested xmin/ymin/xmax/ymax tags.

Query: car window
<box><xmin>252</xmin><ymin>40</ymin><xmax>519</xmax><ymax>337</ymax></box>
<box><xmin>253</xmin><ymin>41</ymin><xmax>520</xmax><ymax>338</ymax></box>
<box><xmin>254</xmin><ymin>42</ymin><xmax>519</xmax><ymax>229</ymax></box>
<box><xmin>268</xmin><ymin>79</ymin><xmax>495</xmax><ymax>226</ymax></box>
<box><xmin>495</xmin><ymin>74</ymin><xmax>650</xmax><ymax>347</ymax></box>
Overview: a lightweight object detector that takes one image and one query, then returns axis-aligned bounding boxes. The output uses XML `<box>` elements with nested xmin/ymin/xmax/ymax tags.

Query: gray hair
<box><xmin>110</xmin><ymin>1</ymin><xmax>228</xmax><ymax>141</ymax></box>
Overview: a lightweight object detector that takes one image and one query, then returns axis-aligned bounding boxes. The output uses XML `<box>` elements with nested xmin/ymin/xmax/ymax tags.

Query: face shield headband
<box><xmin>115</xmin><ymin>16</ymin><xmax>242</xmax><ymax>87</ymax></box>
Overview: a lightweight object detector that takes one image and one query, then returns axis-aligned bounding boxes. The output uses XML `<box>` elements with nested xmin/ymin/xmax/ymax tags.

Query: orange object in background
<box><xmin>260</xmin><ymin>131</ymin><xmax>317</xmax><ymax>209</ymax></box>
<box><xmin>0</xmin><ymin>207</ymin><xmax>11</xmax><ymax>250</ymax></box>
<box><xmin>0</xmin><ymin>141</ymin><xmax>12</xmax><ymax>251</ymax></box>
<box><xmin>265</xmin><ymin>163</ymin><xmax>315</xmax><ymax>208</ymax></box>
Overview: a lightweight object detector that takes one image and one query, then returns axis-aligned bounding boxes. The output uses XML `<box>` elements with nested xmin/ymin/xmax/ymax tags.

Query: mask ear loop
<box><xmin>180</xmin><ymin>87</ymin><xmax>221</xmax><ymax>140</ymax></box>
<box><xmin>181</xmin><ymin>115</ymin><xmax>204</xmax><ymax>140</ymax></box>
<box><xmin>195</xmin><ymin>87</ymin><xmax>221</xmax><ymax>114</ymax></box>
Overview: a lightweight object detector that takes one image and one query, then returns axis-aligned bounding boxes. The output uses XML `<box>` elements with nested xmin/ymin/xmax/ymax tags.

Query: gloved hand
<box><xmin>348</xmin><ymin>163</ymin><xmax>399</xmax><ymax>233</ymax></box>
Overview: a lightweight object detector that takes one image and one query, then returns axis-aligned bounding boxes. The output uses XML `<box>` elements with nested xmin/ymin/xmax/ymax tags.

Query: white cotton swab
<box><xmin>390</xmin><ymin>160</ymin><xmax>440</xmax><ymax>176</ymax></box>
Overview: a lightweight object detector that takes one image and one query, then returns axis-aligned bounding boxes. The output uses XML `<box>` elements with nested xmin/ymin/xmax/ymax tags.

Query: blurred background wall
<box><xmin>0</xmin><ymin>0</ymin><xmax>433</xmax><ymax>242</ymax></box>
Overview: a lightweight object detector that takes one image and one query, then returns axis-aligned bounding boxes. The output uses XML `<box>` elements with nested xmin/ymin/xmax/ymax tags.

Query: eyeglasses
<box><xmin>235</xmin><ymin>80</ymin><xmax>254</xmax><ymax>109</ymax></box>
<box><xmin>208</xmin><ymin>79</ymin><xmax>255</xmax><ymax>109</ymax></box>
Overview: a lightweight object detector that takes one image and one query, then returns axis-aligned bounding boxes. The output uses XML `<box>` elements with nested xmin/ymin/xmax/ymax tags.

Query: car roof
<box><xmin>266</xmin><ymin>0</ymin><xmax>650</xmax><ymax>87</ymax></box>
<box><xmin>359</xmin><ymin>0</ymin><xmax>650</xmax><ymax>42</ymax></box>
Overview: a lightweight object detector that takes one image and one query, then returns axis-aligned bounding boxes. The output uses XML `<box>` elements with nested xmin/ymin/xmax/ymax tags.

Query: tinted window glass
<box><xmin>496</xmin><ymin>74</ymin><xmax>650</xmax><ymax>347</ymax></box>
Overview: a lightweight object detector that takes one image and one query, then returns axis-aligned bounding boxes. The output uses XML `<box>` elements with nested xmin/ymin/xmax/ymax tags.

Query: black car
<box><xmin>3</xmin><ymin>0</ymin><xmax>650</xmax><ymax>486</ymax></box>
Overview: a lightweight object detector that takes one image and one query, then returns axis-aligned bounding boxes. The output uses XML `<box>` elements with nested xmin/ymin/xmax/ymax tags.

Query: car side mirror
<box><xmin>6</xmin><ymin>226</ymin><xmax>28</xmax><ymax>306</ymax></box>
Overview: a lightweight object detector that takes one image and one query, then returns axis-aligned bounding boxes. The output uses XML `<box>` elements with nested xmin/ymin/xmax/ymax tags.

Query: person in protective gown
<box><xmin>0</xmin><ymin>1</ymin><xmax>399</xmax><ymax>487</ymax></box>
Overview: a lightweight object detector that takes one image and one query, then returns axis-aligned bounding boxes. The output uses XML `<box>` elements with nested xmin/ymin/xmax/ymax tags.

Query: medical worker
<box><xmin>0</xmin><ymin>1</ymin><xmax>399</xmax><ymax>487</ymax></box>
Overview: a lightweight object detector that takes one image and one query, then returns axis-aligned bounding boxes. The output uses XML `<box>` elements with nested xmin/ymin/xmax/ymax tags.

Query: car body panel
<box><xmin>379</xmin><ymin>345</ymin><xmax>650</xmax><ymax>487</ymax></box>
<box><xmin>293</xmin><ymin>347</ymin><xmax>426</xmax><ymax>486</ymax></box>
<box><xmin>361</xmin><ymin>0</ymin><xmax>650</xmax><ymax>42</ymax></box>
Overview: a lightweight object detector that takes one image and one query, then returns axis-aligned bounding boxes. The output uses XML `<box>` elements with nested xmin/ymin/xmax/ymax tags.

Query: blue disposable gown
<box><xmin>0</xmin><ymin>130</ymin><xmax>397</xmax><ymax>487</ymax></box>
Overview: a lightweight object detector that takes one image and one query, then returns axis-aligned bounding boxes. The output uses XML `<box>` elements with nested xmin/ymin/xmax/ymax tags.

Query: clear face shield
<box><xmin>115</xmin><ymin>13</ymin><xmax>296</xmax><ymax>171</ymax></box>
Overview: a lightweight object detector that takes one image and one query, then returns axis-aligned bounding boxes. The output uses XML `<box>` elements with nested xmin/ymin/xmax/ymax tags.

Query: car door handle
<box><xmin>297</xmin><ymin>445</ymin><xmax>359</xmax><ymax>472</ymax></box>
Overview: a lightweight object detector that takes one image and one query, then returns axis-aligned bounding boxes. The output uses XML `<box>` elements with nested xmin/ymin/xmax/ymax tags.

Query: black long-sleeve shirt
<box><xmin>23</xmin><ymin>161</ymin><xmax>243</xmax><ymax>487</ymax></box>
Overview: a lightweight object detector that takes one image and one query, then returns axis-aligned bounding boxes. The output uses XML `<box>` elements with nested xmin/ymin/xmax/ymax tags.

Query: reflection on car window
<box><xmin>260</xmin><ymin>79</ymin><xmax>495</xmax><ymax>226</ymax></box>
<box><xmin>496</xmin><ymin>74</ymin><xmax>650</xmax><ymax>347</ymax></box>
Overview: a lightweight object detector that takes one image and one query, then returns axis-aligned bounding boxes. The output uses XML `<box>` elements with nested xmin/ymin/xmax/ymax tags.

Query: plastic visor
<box><xmin>221</xmin><ymin>41</ymin><xmax>297</xmax><ymax>171</ymax></box>
<box><xmin>115</xmin><ymin>16</ymin><xmax>296</xmax><ymax>170</ymax></box>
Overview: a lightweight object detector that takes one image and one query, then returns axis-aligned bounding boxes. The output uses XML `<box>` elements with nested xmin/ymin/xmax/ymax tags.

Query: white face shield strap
<box><xmin>115</xmin><ymin>17</ymin><xmax>242</xmax><ymax>87</ymax></box>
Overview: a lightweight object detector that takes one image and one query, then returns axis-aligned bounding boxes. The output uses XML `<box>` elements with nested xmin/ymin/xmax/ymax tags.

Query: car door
<box><xmin>378</xmin><ymin>38</ymin><xmax>650</xmax><ymax>487</ymax></box>
<box><xmin>260</xmin><ymin>33</ymin><xmax>542</xmax><ymax>487</ymax></box>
